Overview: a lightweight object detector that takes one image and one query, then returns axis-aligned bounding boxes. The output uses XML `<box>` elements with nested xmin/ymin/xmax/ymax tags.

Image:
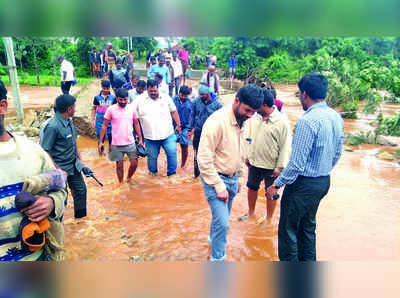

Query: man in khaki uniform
<box><xmin>198</xmin><ymin>84</ymin><xmax>264</xmax><ymax>262</ymax></box>
<box><xmin>240</xmin><ymin>89</ymin><xmax>291</xmax><ymax>222</ymax></box>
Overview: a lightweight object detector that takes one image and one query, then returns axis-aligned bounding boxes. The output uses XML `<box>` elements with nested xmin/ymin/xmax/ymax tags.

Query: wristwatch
<box><xmin>272</xmin><ymin>183</ymin><xmax>280</xmax><ymax>189</ymax></box>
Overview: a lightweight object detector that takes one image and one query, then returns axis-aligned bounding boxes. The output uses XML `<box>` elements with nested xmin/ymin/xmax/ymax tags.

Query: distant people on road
<box><xmin>228</xmin><ymin>52</ymin><xmax>237</xmax><ymax>88</ymax></box>
<box><xmin>171</xmin><ymin>52</ymin><xmax>183</xmax><ymax>96</ymax></box>
<box><xmin>90</xmin><ymin>47</ymin><xmax>101</xmax><ymax>79</ymax></box>
<box><xmin>105</xmin><ymin>43</ymin><xmax>116</xmax><ymax>76</ymax></box>
<box><xmin>147</xmin><ymin>56</ymin><xmax>170</xmax><ymax>86</ymax></box>
<box><xmin>109</xmin><ymin>59</ymin><xmax>130</xmax><ymax>91</ymax></box>
<box><xmin>178</xmin><ymin>44</ymin><xmax>190</xmax><ymax>85</ymax></box>
<box><xmin>165</xmin><ymin>57</ymin><xmax>175</xmax><ymax>97</ymax></box>
<box><xmin>100</xmin><ymin>88</ymin><xmax>143</xmax><ymax>184</ymax></box>
<box><xmin>126</xmin><ymin>50</ymin><xmax>135</xmax><ymax>79</ymax></box>
<box><xmin>57</xmin><ymin>56</ymin><xmax>75</xmax><ymax>95</ymax></box>
<box><xmin>201</xmin><ymin>65</ymin><xmax>219</xmax><ymax>95</ymax></box>
<box><xmin>91</xmin><ymin>80</ymin><xmax>117</xmax><ymax>155</ymax></box>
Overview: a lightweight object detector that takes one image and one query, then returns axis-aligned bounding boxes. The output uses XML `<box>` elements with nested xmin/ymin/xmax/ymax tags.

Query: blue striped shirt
<box><xmin>274</xmin><ymin>101</ymin><xmax>344</xmax><ymax>187</ymax></box>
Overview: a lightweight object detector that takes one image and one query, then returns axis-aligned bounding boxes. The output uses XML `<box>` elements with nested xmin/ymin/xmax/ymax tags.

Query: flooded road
<box><xmin>62</xmin><ymin>83</ymin><xmax>400</xmax><ymax>261</ymax></box>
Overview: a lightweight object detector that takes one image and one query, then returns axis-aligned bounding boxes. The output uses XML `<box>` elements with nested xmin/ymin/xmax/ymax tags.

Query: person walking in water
<box><xmin>99</xmin><ymin>88</ymin><xmax>143</xmax><ymax>184</ymax></box>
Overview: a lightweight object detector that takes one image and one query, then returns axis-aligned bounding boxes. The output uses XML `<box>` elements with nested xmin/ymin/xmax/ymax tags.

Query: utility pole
<box><xmin>2</xmin><ymin>37</ymin><xmax>24</xmax><ymax>122</ymax></box>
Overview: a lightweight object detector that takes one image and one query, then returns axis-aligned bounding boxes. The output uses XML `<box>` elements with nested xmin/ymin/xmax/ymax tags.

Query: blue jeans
<box><xmin>145</xmin><ymin>133</ymin><xmax>177</xmax><ymax>176</ymax></box>
<box><xmin>201</xmin><ymin>173</ymin><xmax>238</xmax><ymax>262</ymax></box>
<box><xmin>95</xmin><ymin>119</ymin><xmax>112</xmax><ymax>144</ymax></box>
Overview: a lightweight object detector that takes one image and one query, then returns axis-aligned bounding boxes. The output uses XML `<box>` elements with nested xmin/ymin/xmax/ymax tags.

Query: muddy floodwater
<box><xmin>60</xmin><ymin>84</ymin><xmax>400</xmax><ymax>261</ymax></box>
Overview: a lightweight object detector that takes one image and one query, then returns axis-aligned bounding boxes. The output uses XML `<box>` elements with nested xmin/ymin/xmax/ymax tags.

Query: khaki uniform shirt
<box><xmin>198</xmin><ymin>105</ymin><xmax>246</xmax><ymax>193</ymax></box>
<box><xmin>247</xmin><ymin>108</ymin><xmax>291</xmax><ymax>171</ymax></box>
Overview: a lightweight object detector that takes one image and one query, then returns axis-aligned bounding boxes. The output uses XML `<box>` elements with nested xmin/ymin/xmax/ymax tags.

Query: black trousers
<box><xmin>67</xmin><ymin>168</ymin><xmax>87</xmax><ymax>218</ymax></box>
<box><xmin>278</xmin><ymin>175</ymin><xmax>330</xmax><ymax>261</ymax></box>
<box><xmin>192</xmin><ymin>132</ymin><xmax>201</xmax><ymax>178</ymax></box>
<box><xmin>61</xmin><ymin>81</ymin><xmax>73</xmax><ymax>94</ymax></box>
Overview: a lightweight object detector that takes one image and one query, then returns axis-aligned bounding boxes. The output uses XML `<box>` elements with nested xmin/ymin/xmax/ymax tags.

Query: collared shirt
<box><xmin>147</xmin><ymin>64</ymin><xmax>171</xmax><ymax>84</ymax></box>
<box><xmin>198</xmin><ymin>105</ymin><xmax>246</xmax><ymax>193</ymax></box>
<box><xmin>132</xmin><ymin>92</ymin><xmax>176</xmax><ymax>140</ymax></box>
<box><xmin>171</xmin><ymin>59</ymin><xmax>183</xmax><ymax>78</ymax></box>
<box><xmin>172</xmin><ymin>95</ymin><xmax>193</xmax><ymax>129</ymax></box>
<box><xmin>158</xmin><ymin>80</ymin><xmax>169</xmax><ymax>95</ymax></box>
<box><xmin>188</xmin><ymin>93</ymin><xmax>222</xmax><ymax>134</ymax></box>
<box><xmin>41</xmin><ymin>112</ymin><xmax>77</xmax><ymax>175</ymax></box>
<box><xmin>128</xmin><ymin>88</ymin><xmax>143</xmax><ymax>103</ymax></box>
<box><xmin>93</xmin><ymin>92</ymin><xmax>117</xmax><ymax>117</ymax></box>
<box><xmin>60</xmin><ymin>60</ymin><xmax>74</xmax><ymax>82</ymax></box>
<box><xmin>274</xmin><ymin>101</ymin><xmax>344</xmax><ymax>187</ymax></box>
<box><xmin>247</xmin><ymin>108</ymin><xmax>291</xmax><ymax>171</ymax></box>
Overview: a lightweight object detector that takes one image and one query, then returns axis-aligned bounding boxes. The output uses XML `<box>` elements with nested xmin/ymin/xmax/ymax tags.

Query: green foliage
<box><xmin>376</xmin><ymin>112</ymin><xmax>400</xmax><ymax>136</ymax></box>
<box><xmin>346</xmin><ymin>133</ymin><xmax>369</xmax><ymax>146</ymax></box>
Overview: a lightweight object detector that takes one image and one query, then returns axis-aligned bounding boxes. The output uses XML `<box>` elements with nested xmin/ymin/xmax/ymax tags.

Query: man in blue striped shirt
<box><xmin>266</xmin><ymin>73</ymin><xmax>344</xmax><ymax>261</ymax></box>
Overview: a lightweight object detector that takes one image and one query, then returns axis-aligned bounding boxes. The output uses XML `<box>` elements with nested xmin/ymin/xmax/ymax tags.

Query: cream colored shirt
<box><xmin>247</xmin><ymin>108</ymin><xmax>291</xmax><ymax>171</ymax></box>
<box><xmin>198</xmin><ymin>105</ymin><xmax>246</xmax><ymax>193</ymax></box>
<box><xmin>132</xmin><ymin>92</ymin><xmax>176</xmax><ymax>140</ymax></box>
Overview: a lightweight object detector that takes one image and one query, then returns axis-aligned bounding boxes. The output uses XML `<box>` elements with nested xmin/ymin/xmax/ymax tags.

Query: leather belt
<box><xmin>218</xmin><ymin>172</ymin><xmax>236</xmax><ymax>178</ymax></box>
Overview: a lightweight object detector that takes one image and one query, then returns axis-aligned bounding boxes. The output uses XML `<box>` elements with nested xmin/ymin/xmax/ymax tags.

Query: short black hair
<box><xmin>179</xmin><ymin>85</ymin><xmax>190</xmax><ymax>95</ymax></box>
<box><xmin>0</xmin><ymin>79</ymin><xmax>7</xmax><ymax>100</ymax></box>
<box><xmin>55</xmin><ymin>94</ymin><xmax>76</xmax><ymax>113</ymax></box>
<box><xmin>154</xmin><ymin>73</ymin><xmax>163</xmax><ymax>80</ymax></box>
<box><xmin>132</xmin><ymin>74</ymin><xmax>140</xmax><ymax>80</ymax></box>
<box><xmin>129</xmin><ymin>49</ymin><xmax>134</xmax><ymax>53</ymax></box>
<box><xmin>101</xmin><ymin>80</ymin><xmax>111</xmax><ymax>87</ymax></box>
<box><xmin>236</xmin><ymin>84</ymin><xmax>264</xmax><ymax>110</ymax></box>
<box><xmin>57</xmin><ymin>56</ymin><xmax>64</xmax><ymax>62</ymax></box>
<box><xmin>147</xmin><ymin>79</ymin><xmax>158</xmax><ymax>88</ymax></box>
<box><xmin>115</xmin><ymin>88</ymin><xmax>128</xmax><ymax>98</ymax></box>
<box><xmin>158</xmin><ymin>56</ymin><xmax>165</xmax><ymax>61</ymax></box>
<box><xmin>137</xmin><ymin>80</ymin><xmax>146</xmax><ymax>88</ymax></box>
<box><xmin>262</xmin><ymin>89</ymin><xmax>274</xmax><ymax>107</ymax></box>
<box><xmin>298</xmin><ymin>73</ymin><xmax>328</xmax><ymax>100</ymax></box>
<box><xmin>150</xmin><ymin>56</ymin><xmax>156</xmax><ymax>61</ymax></box>
<box><xmin>93</xmin><ymin>47</ymin><xmax>96</xmax><ymax>50</ymax></box>
<box><xmin>115</xmin><ymin>59</ymin><xmax>122</xmax><ymax>65</ymax></box>
<box><xmin>184</xmin><ymin>44</ymin><xmax>188</xmax><ymax>49</ymax></box>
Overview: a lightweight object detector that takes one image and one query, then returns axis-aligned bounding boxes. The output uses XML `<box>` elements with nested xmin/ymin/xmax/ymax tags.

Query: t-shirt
<box><xmin>93</xmin><ymin>92</ymin><xmax>117</xmax><ymax>116</ymax></box>
<box><xmin>178</xmin><ymin>49</ymin><xmax>189</xmax><ymax>63</ymax></box>
<box><xmin>60</xmin><ymin>60</ymin><xmax>74</xmax><ymax>82</ymax></box>
<box><xmin>104</xmin><ymin>104</ymin><xmax>137</xmax><ymax>146</ymax></box>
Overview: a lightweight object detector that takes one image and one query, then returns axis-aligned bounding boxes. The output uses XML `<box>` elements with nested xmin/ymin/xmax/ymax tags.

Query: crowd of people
<box><xmin>0</xmin><ymin>39</ymin><xmax>344</xmax><ymax>262</ymax></box>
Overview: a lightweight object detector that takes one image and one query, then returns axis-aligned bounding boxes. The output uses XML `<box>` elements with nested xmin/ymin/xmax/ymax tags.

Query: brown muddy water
<box><xmin>60</xmin><ymin>84</ymin><xmax>400</xmax><ymax>261</ymax></box>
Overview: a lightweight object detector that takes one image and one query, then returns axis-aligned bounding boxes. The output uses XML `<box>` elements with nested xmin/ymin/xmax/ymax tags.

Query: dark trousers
<box><xmin>192</xmin><ymin>132</ymin><xmax>201</xmax><ymax>178</ymax></box>
<box><xmin>278</xmin><ymin>175</ymin><xmax>330</xmax><ymax>261</ymax></box>
<box><xmin>168</xmin><ymin>84</ymin><xmax>174</xmax><ymax>97</ymax></box>
<box><xmin>61</xmin><ymin>81</ymin><xmax>73</xmax><ymax>94</ymax></box>
<box><xmin>67</xmin><ymin>168</ymin><xmax>87</xmax><ymax>218</ymax></box>
<box><xmin>174</xmin><ymin>77</ymin><xmax>180</xmax><ymax>96</ymax></box>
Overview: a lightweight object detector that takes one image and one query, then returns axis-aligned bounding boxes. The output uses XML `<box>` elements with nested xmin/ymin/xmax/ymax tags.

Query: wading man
<box><xmin>266</xmin><ymin>73</ymin><xmax>344</xmax><ymax>261</ymax></box>
<box><xmin>100</xmin><ymin>88</ymin><xmax>143</xmax><ymax>184</ymax></box>
<box><xmin>133</xmin><ymin>79</ymin><xmax>181</xmax><ymax>177</ymax></box>
<box><xmin>198</xmin><ymin>84</ymin><xmax>264</xmax><ymax>261</ymax></box>
<box><xmin>187</xmin><ymin>83</ymin><xmax>222</xmax><ymax>178</ymax></box>
<box><xmin>239</xmin><ymin>89</ymin><xmax>291</xmax><ymax>222</ymax></box>
<box><xmin>91</xmin><ymin>80</ymin><xmax>116</xmax><ymax>155</ymax></box>
<box><xmin>172</xmin><ymin>85</ymin><xmax>193</xmax><ymax>168</ymax></box>
<box><xmin>41</xmin><ymin>94</ymin><xmax>89</xmax><ymax>219</ymax></box>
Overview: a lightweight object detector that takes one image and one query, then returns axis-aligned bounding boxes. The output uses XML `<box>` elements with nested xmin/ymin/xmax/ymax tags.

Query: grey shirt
<box><xmin>41</xmin><ymin>112</ymin><xmax>79</xmax><ymax>175</ymax></box>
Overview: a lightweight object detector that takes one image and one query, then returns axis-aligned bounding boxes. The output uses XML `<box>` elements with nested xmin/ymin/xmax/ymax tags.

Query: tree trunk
<box><xmin>19</xmin><ymin>57</ymin><xmax>24</xmax><ymax>80</ymax></box>
<box><xmin>32</xmin><ymin>41</ymin><xmax>40</xmax><ymax>84</ymax></box>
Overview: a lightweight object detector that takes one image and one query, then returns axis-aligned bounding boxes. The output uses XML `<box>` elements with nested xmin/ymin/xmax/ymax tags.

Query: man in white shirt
<box><xmin>154</xmin><ymin>73</ymin><xmax>170</xmax><ymax>95</ymax></box>
<box><xmin>57</xmin><ymin>56</ymin><xmax>75</xmax><ymax>95</ymax></box>
<box><xmin>132</xmin><ymin>79</ymin><xmax>182</xmax><ymax>176</ymax></box>
<box><xmin>171</xmin><ymin>52</ymin><xmax>183</xmax><ymax>96</ymax></box>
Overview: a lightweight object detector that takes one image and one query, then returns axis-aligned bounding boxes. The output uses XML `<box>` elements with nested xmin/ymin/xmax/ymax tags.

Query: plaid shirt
<box><xmin>274</xmin><ymin>101</ymin><xmax>344</xmax><ymax>187</ymax></box>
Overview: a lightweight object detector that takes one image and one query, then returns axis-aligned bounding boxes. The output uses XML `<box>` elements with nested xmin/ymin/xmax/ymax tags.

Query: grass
<box><xmin>0</xmin><ymin>74</ymin><xmax>93</xmax><ymax>87</ymax></box>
